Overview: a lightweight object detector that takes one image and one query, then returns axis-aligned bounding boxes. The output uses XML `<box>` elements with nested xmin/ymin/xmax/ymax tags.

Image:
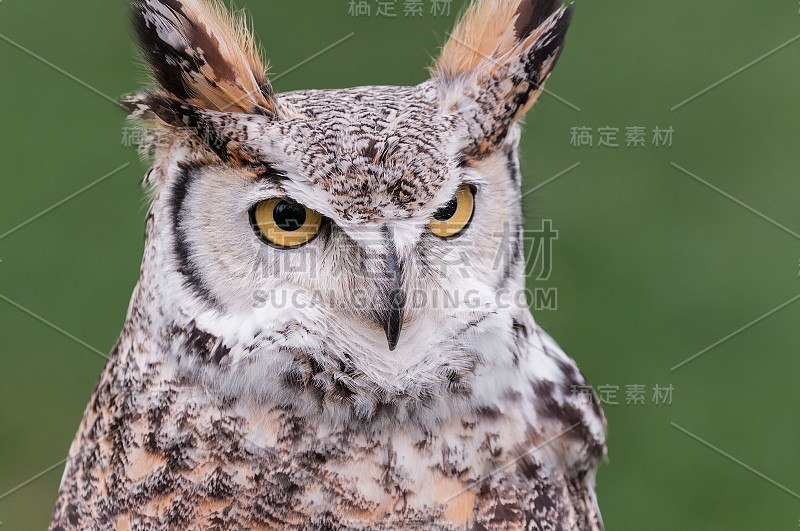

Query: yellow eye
<box><xmin>251</xmin><ymin>198</ymin><xmax>323</xmax><ymax>248</ymax></box>
<box><xmin>428</xmin><ymin>185</ymin><xmax>475</xmax><ymax>238</ymax></box>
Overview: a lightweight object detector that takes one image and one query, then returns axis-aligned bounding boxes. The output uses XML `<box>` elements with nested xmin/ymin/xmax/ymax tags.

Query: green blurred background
<box><xmin>2</xmin><ymin>1</ymin><xmax>799</xmax><ymax>529</ymax></box>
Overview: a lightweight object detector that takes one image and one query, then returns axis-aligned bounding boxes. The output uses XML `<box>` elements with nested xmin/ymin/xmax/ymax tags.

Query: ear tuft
<box><xmin>514</xmin><ymin>0</ymin><xmax>559</xmax><ymax>38</ymax></box>
<box><xmin>435</xmin><ymin>0</ymin><xmax>521</xmax><ymax>81</ymax></box>
<box><xmin>432</xmin><ymin>0</ymin><xmax>574</xmax><ymax>158</ymax></box>
<box><xmin>131</xmin><ymin>0</ymin><xmax>277</xmax><ymax>116</ymax></box>
<box><xmin>122</xmin><ymin>92</ymin><xmax>269</xmax><ymax>167</ymax></box>
<box><xmin>434</xmin><ymin>0</ymin><xmax>572</xmax><ymax>84</ymax></box>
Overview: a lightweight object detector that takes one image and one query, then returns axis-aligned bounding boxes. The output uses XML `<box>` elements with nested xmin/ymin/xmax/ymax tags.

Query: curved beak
<box><xmin>382</xmin><ymin>246</ymin><xmax>405</xmax><ymax>351</ymax></box>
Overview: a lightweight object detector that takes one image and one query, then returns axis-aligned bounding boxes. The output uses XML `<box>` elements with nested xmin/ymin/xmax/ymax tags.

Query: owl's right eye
<box><xmin>428</xmin><ymin>185</ymin><xmax>475</xmax><ymax>239</ymax></box>
<box><xmin>250</xmin><ymin>198</ymin><xmax>323</xmax><ymax>248</ymax></box>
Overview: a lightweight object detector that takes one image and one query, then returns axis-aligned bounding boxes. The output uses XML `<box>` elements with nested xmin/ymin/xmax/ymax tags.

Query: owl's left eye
<box><xmin>250</xmin><ymin>198</ymin><xmax>323</xmax><ymax>248</ymax></box>
<box><xmin>428</xmin><ymin>185</ymin><xmax>475</xmax><ymax>238</ymax></box>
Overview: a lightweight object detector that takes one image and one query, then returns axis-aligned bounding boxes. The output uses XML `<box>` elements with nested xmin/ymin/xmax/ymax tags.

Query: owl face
<box><xmin>165</xmin><ymin>84</ymin><xmax>522</xmax><ymax>344</ymax></box>
<box><xmin>126</xmin><ymin>0</ymin><xmax>572</xmax><ymax>408</ymax></box>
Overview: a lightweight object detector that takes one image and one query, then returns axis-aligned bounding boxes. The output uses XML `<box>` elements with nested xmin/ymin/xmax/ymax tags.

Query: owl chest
<box><xmin>54</xmin><ymin>370</ymin><xmax>601</xmax><ymax>531</ymax></box>
<box><xmin>68</xmin><ymin>392</ymin><xmax>571</xmax><ymax>529</ymax></box>
<box><xmin>121</xmin><ymin>410</ymin><xmax>516</xmax><ymax>526</ymax></box>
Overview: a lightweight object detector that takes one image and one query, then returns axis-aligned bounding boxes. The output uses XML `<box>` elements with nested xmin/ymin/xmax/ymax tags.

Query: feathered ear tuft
<box><xmin>432</xmin><ymin>0</ymin><xmax>573</xmax><ymax>158</ymax></box>
<box><xmin>131</xmin><ymin>0</ymin><xmax>277</xmax><ymax>117</ymax></box>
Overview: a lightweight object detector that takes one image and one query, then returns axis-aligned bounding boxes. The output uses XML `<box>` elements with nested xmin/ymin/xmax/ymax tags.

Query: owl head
<box><xmin>124</xmin><ymin>0</ymin><xmax>573</xmax><ymax>420</ymax></box>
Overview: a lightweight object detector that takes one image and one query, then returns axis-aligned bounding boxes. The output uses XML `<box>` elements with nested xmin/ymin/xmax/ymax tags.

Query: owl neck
<box><xmin>115</xmin><ymin>285</ymin><xmax>538</xmax><ymax>429</ymax></box>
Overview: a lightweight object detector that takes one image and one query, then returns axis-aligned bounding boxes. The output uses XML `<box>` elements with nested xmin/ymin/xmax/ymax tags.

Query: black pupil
<box><xmin>433</xmin><ymin>197</ymin><xmax>459</xmax><ymax>222</ymax></box>
<box><xmin>273</xmin><ymin>200</ymin><xmax>307</xmax><ymax>231</ymax></box>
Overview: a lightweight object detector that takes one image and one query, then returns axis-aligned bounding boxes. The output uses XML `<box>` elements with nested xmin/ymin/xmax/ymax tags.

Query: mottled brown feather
<box><xmin>133</xmin><ymin>0</ymin><xmax>277</xmax><ymax>116</ymax></box>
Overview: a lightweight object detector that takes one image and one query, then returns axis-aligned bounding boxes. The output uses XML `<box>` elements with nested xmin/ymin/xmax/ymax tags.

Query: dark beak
<box><xmin>380</xmin><ymin>233</ymin><xmax>405</xmax><ymax>351</ymax></box>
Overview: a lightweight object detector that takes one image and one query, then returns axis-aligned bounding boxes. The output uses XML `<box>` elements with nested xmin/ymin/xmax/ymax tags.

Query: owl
<box><xmin>50</xmin><ymin>0</ymin><xmax>606</xmax><ymax>529</ymax></box>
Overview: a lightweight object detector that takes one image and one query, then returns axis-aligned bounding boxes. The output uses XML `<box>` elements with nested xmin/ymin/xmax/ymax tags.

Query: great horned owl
<box><xmin>51</xmin><ymin>0</ymin><xmax>606</xmax><ymax>529</ymax></box>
